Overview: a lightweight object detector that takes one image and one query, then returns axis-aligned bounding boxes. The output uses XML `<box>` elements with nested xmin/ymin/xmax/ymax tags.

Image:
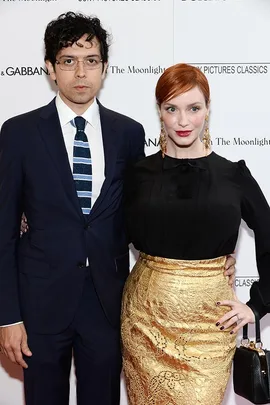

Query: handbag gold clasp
<box><xmin>244</xmin><ymin>340</ymin><xmax>266</xmax><ymax>357</ymax></box>
<box><xmin>241</xmin><ymin>340</ymin><xmax>268</xmax><ymax>376</ymax></box>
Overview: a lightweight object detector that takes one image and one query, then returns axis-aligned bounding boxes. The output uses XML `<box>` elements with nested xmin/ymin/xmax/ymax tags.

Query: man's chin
<box><xmin>68</xmin><ymin>94</ymin><xmax>94</xmax><ymax>105</ymax></box>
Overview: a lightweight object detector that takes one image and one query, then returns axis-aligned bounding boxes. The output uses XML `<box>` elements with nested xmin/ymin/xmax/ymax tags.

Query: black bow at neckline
<box><xmin>162</xmin><ymin>152</ymin><xmax>211</xmax><ymax>171</ymax></box>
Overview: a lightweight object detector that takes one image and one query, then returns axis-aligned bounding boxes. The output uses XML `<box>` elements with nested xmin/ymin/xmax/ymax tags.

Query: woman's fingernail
<box><xmin>216</xmin><ymin>302</ymin><xmax>221</xmax><ymax>305</ymax></box>
<box><xmin>220</xmin><ymin>326</ymin><xmax>224</xmax><ymax>331</ymax></box>
<box><xmin>216</xmin><ymin>322</ymin><xmax>220</xmax><ymax>326</ymax></box>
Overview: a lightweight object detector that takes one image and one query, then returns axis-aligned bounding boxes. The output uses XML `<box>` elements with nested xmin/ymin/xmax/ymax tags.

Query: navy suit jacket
<box><xmin>0</xmin><ymin>99</ymin><xmax>145</xmax><ymax>333</ymax></box>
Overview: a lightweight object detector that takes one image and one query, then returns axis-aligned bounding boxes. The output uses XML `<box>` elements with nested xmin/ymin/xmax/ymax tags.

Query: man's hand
<box><xmin>20</xmin><ymin>214</ymin><xmax>28</xmax><ymax>235</ymax></box>
<box><xmin>224</xmin><ymin>255</ymin><xmax>236</xmax><ymax>286</ymax></box>
<box><xmin>0</xmin><ymin>324</ymin><xmax>32</xmax><ymax>368</ymax></box>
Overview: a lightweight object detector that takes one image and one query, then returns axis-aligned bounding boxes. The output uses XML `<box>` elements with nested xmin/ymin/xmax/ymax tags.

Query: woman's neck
<box><xmin>165</xmin><ymin>143</ymin><xmax>210</xmax><ymax>159</ymax></box>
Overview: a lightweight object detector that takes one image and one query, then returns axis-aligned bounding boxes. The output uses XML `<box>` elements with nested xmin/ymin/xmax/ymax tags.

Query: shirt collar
<box><xmin>55</xmin><ymin>92</ymin><xmax>100</xmax><ymax>129</ymax></box>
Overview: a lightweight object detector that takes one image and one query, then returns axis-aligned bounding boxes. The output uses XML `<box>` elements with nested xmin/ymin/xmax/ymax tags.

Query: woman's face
<box><xmin>160</xmin><ymin>86</ymin><xmax>209</xmax><ymax>156</ymax></box>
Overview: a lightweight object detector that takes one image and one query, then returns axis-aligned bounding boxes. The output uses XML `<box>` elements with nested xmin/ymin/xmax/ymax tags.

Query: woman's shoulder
<box><xmin>132</xmin><ymin>151</ymin><xmax>162</xmax><ymax>171</ymax></box>
<box><xmin>210</xmin><ymin>152</ymin><xmax>253</xmax><ymax>186</ymax></box>
<box><xmin>211</xmin><ymin>152</ymin><xmax>248</xmax><ymax>172</ymax></box>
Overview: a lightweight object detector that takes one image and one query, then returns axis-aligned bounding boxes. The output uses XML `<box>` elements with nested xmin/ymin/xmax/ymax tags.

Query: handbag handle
<box><xmin>242</xmin><ymin>309</ymin><xmax>262</xmax><ymax>344</ymax></box>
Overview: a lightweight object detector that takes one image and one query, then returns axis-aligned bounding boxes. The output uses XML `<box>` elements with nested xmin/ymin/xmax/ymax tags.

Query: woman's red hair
<box><xmin>155</xmin><ymin>63</ymin><xmax>210</xmax><ymax>106</ymax></box>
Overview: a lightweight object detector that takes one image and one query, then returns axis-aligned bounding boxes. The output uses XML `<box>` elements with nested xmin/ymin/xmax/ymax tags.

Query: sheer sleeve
<box><xmin>237</xmin><ymin>160</ymin><xmax>270</xmax><ymax>318</ymax></box>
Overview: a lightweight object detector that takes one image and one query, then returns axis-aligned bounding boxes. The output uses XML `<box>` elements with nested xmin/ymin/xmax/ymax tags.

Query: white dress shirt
<box><xmin>56</xmin><ymin>93</ymin><xmax>105</xmax><ymax>207</ymax></box>
<box><xmin>1</xmin><ymin>94</ymin><xmax>105</xmax><ymax>327</ymax></box>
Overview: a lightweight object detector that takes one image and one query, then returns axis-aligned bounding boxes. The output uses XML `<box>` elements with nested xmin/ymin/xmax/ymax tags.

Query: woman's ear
<box><xmin>206</xmin><ymin>100</ymin><xmax>211</xmax><ymax>116</ymax></box>
<box><xmin>157</xmin><ymin>104</ymin><xmax>161</xmax><ymax>120</ymax></box>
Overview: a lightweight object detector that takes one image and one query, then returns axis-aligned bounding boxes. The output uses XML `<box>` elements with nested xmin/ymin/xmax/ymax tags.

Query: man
<box><xmin>0</xmin><ymin>11</ymin><xmax>236</xmax><ymax>405</ymax></box>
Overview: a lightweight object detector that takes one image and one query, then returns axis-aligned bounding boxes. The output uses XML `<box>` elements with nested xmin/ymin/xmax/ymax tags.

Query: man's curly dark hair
<box><xmin>44</xmin><ymin>12</ymin><xmax>110</xmax><ymax>67</ymax></box>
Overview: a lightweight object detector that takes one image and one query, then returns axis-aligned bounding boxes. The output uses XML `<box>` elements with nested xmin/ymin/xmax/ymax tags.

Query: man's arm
<box><xmin>0</xmin><ymin>120</ymin><xmax>23</xmax><ymax>324</ymax></box>
<box><xmin>0</xmin><ymin>120</ymin><xmax>32</xmax><ymax>367</ymax></box>
<box><xmin>224</xmin><ymin>254</ymin><xmax>236</xmax><ymax>286</ymax></box>
<box><xmin>129</xmin><ymin>122</ymin><xmax>145</xmax><ymax>163</ymax></box>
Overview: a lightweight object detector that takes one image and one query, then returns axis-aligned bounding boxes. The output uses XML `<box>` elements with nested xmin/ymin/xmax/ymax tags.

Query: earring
<box><xmin>202</xmin><ymin>115</ymin><xmax>211</xmax><ymax>150</ymax></box>
<box><xmin>159</xmin><ymin>121</ymin><xmax>167</xmax><ymax>158</ymax></box>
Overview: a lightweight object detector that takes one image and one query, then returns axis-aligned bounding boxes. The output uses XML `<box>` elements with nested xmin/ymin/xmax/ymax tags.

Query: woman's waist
<box><xmin>139</xmin><ymin>251</ymin><xmax>228</xmax><ymax>275</ymax></box>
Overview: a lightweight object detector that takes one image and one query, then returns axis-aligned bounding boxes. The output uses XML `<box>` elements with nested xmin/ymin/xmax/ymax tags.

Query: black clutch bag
<box><xmin>233</xmin><ymin>314</ymin><xmax>270</xmax><ymax>404</ymax></box>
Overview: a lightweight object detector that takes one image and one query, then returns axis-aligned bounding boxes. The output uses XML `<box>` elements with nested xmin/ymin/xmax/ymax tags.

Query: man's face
<box><xmin>46</xmin><ymin>34</ymin><xmax>107</xmax><ymax>113</ymax></box>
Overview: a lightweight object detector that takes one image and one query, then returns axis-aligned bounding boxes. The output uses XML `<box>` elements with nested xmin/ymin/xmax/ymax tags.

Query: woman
<box><xmin>121</xmin><ymin>63</ymin><xmax>270</xmax><ymax>405</ymax></box>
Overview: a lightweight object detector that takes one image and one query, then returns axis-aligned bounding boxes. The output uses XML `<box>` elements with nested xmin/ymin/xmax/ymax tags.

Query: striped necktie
<box><xmin>73</xmin><ymin>116</ymin><xmax>92</xmax><ymax>216</ymax></box>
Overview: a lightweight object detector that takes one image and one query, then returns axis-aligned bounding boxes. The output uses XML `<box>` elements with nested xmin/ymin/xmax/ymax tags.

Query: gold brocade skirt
<box><xmin>121</xmin><ymin>253</ymin><xmax>236</xmax><ymax>405</ymax></box>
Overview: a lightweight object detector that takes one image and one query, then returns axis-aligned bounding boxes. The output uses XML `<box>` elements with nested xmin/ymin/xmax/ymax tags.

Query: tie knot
<box><xmin>74</xmin><ymin>116</ymin><xmax>86</xmax><ymax>132</ymax></box>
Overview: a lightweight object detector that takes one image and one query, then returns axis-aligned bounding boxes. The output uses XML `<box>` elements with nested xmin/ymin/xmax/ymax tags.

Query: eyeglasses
<box><xmin>55</xmin><ymin>56</ymin><xmax>103</xmax><ymax>71</ymax></box>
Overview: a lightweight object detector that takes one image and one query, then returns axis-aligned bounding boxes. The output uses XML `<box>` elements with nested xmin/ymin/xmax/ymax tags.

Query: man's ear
<box><xmin>102</xmin><ymin>62</ymin><xmax>109</xmax><ymax>79</ymax></box>
<box><xmin>45</xmin><ymin>60</ymin><xmax>57</xmax><ymax>82</ymax></box>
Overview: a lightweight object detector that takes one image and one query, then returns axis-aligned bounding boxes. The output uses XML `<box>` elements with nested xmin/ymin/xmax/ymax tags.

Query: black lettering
<box><xmin>6</xmin><ymin>67</ymin><xmax>14</xmax><ymax>76</ymax></box>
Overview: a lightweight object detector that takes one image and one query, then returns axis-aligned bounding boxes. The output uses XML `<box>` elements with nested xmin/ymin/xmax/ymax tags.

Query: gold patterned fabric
<box><xmin>121</xmin><ymin>253</ymin><xmax>236</xmax><ymax>405</ymax></box>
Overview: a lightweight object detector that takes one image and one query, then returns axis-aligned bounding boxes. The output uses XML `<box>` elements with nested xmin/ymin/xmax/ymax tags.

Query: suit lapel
<box><xmin>38</xmin><ymin>99</ymin><xmax>84</xmax><ymax>221</ymax></box>
<box><xmin>89</xmin><ymin>102</ymin><xmax>117</xmax><ymax>220</ymax></box>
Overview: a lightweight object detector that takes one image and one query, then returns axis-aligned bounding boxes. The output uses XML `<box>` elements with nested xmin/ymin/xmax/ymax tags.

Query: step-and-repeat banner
<box><xmin>0</xmin><ymin>0</ymin><xmax>270</xmax><ymax>404</ymax></box>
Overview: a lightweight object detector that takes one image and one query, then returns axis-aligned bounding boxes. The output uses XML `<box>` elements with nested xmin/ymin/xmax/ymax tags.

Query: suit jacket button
<box><xmin>77</xmin><ymin>262</ymin><xmax>85</xmax><ymax>268</ymax></box>
<box><xmin>84</xmin><ymin>224</ymin><xmax>91</xmax><ymax>230</ymax></box>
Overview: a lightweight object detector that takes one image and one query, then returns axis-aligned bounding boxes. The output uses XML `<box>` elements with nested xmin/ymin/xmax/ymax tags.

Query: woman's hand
<box><xmin>20</xmin><ymin>214</ymin><xmax>28</xmax><ymax>236</ymax></box>
<box><xmin>216</xmin><ymin>296</ymin><xmax>255</xmax><ymax>334</ymax></box>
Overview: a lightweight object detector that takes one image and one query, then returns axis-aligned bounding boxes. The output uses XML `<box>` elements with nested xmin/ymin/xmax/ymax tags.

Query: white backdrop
<box><xmin>0</xmin><ymin>0</ymin><xmax>270</xmax><ymax>404</ymax></box>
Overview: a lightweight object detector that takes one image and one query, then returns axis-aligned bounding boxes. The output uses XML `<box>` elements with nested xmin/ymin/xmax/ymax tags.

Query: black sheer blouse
<box><xmin>125</xmin><ymin>151</ymin><xmax>270</xmax><ymax>317</ymax></box>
